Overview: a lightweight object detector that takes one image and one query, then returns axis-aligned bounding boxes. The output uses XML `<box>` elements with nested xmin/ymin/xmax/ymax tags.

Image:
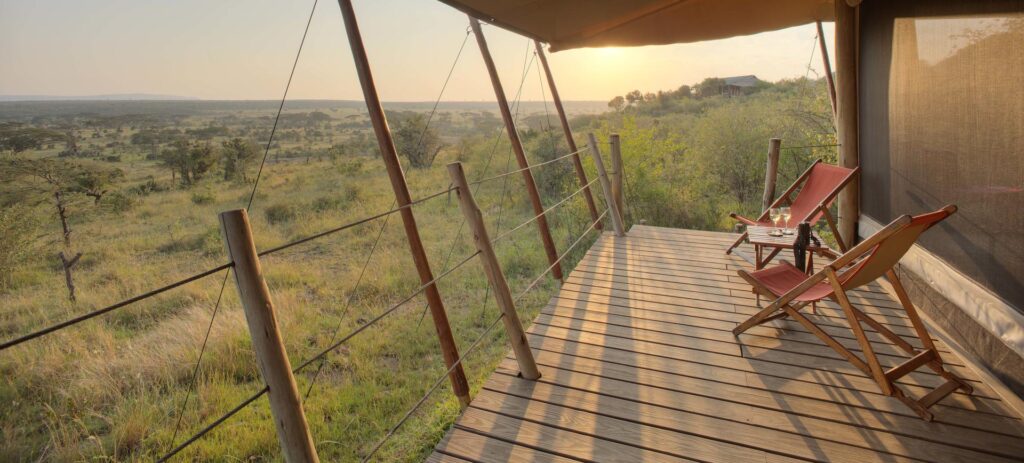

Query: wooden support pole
<box><xmin>586</xmin><ymin>133</ymin><xmax>625</xmax><ymax>236</ymax></box>
<box><xmin>534</xmin><ymin>40</ymin><xmax>602</xmax><ymax>229</ymax></box>
<box><xmin>609</xmin><ymin>133</ymin><xmax>624</xmax><ymax>219</ymax></box>
<box><xmin>219</xmin><ymin>209</ymin><xmax>319</xmax><ymax>463</ymax></box>
<box><xmin>816</xmin><ymin>20</ymin><xmax>838</xmax><ymax>120</ymax></box>
<box><xmin>447</xmin><ymin>162</ymin><xmax>541</xmax><ymax>380</ymax></box>
<box><xmin>762</xmin><ymin>138</ymin><xmax>781</xmax><ymax>212</ymax></box>
<box><xmin>337</xmin><ymin>0</ymin><xmax>471</xmax><ymax>409</ymax></box>
<box><xmin>835</xmin><ymin>1</ymin><xmax>860</xmax><ymax>246</ymax></box>
<box><xmin>471</xmin><ymin>18</ymin><xmax>563</xmax><ymax>282</ymax></box>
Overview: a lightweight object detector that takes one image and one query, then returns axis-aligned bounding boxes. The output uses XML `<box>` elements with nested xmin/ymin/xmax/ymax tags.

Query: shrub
<box><xmin>190</xmin><ymin>190</ymin><xmax>215</xmax><ymax>205</ymax></box>
<box><xmin>265</xmin><ymin>203</ymin><xmax>298</xmax><ymax>224</ymax></box>
<box><xmin>0</xmin><ymin>205</ymin><xmax>41</xmax><ymax>290</ymax></box>
<box><xmin>336</xmin><ymin>158</ymin><xmax>364</xmax><ymax>176</ymax></box>
<box><xmin>105</xmin><ymin>191</ymin><xmax>135</xmax><ymax>214</ymax></box>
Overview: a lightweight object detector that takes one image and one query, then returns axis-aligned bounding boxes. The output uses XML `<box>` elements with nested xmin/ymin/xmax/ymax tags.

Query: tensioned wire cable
<box><xmin>304</xmin><ymin>26</ymin><xmax>474</xmax><ymax>400</ymax></box>
<box><xmin>166</xmin><ymin>0</ymin><xmax>320</xmax><ymax>453</ymax></box>
<box><xmin>417</xmin><ymin>35</ymin><xmax>538</xmax><ymax>325</ymax></box>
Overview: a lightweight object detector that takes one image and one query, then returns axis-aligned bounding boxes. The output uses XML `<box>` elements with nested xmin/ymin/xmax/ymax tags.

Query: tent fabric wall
<box><xmin>858</xmin><ymin>0</ymin><xmax>1024</xmax><ymax>396</ymax></box>
<box><xmin>436</xmin><ymin>0</ymin><xmax>834</xmax><ymax>50</ymax></box>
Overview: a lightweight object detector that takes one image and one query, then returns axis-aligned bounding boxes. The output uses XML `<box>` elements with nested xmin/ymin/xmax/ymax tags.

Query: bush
<box><xmin>0</xmin><ymin>205</ymin><xmax>41</xmax><ymax>290</ymax></box>
<box><xmin>129</xmin><ymin>177</ymin><xmax>167</xmax><ymax>197</ymax></box>
<box><xmin>190</xmin><ymin>190</ymin><xmax>215</xmax><ymax>205</ymax></box>
<box><xmin>336</xmin><ymin>158</ymin><xmax>364</xmax><ymax>176</ymax></box>
<box><xmin>105</xmin><ymin>191</ymin><xmax>135</xmax><ymax>214</ymax></box>
<box><xmin>265</xmin><ymin>203</ymin><xmax>298</xmax><ymax>224</ymax></box>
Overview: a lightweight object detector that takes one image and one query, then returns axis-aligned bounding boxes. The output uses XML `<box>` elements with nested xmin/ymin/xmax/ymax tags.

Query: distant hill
<box><xmin>0</xmin><ymin>99</ymin><xmax>608</xmax><ymax>119</ymax></box>
<box><xmin>0</xmin><ymin>93</ymin><xmax>200</xmax><ymax>102</ymax></box>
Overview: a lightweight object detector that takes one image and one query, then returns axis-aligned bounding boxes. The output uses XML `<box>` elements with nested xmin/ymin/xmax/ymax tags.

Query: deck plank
<box><xmin>428</xmin><ymin>227</ymin><xmax>1024</xmax><ymax>462</ymax></box>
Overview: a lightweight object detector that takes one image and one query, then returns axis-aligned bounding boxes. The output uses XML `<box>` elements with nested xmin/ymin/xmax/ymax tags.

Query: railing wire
<box><xmin>361</xmin><ymin>312</ymin><xmax>505</xmax><ymax>462</ymax></box>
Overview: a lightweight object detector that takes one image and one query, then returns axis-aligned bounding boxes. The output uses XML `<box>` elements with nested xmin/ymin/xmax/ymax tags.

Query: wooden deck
<box><xmin>428</xmin><ymin>225</ymin><xmax>1024</xmax><ymax>463</ymax></box>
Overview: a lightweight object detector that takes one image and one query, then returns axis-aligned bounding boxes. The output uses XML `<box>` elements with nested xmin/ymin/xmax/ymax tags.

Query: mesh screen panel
<box><xmin>859</xmin><ymin>0</ymin><xmax>1024</xmax><ymax>312</ymax></box>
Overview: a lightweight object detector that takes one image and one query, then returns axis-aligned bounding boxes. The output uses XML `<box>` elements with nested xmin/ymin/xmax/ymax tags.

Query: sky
<box><xmin>0</xmin><ymin>0</ymin><xmax>835</xmax><ymax>102</ymax></box>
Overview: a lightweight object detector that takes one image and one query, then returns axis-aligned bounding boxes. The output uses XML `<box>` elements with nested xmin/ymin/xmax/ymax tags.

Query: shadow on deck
<box><xmin>428</xmin><ymin>225</ymin><xmax>1024</xmax><ymax>463</ymax></box>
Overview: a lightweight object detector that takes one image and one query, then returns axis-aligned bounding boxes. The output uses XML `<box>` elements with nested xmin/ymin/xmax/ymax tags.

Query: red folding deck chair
<box><xmin>732</xmin><ymin>205</ymin><xmax>972</xmax><ymax>420</ymax></box>
<box><xmin>726</xmin><ymin>160</ymin><xmax>859</xmax><ymax>255</ymax></box>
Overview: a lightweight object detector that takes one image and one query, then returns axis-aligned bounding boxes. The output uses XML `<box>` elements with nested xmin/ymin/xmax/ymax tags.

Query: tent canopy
<box><xmin>436</xmin><ymin>0</ymin><xmax>836</xmax><ymax>51</ymax></box>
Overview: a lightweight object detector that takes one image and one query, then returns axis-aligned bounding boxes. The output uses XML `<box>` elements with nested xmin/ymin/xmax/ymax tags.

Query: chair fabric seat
<box><xmin>748</xmin><ymin>262</ymin><xmax>834</xmax><ymax>302</ymax></box>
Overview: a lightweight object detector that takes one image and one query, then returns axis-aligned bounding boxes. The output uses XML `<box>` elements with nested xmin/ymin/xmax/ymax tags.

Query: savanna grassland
<box><xmin>0</xmin><ymin>76</ymin><xmax>833</xmax><ymax>461</ymax></box>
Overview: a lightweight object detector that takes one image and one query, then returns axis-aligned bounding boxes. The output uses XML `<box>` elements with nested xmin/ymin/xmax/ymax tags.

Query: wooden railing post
<box><xmin>471</xmin><ymin>18</ymin><xmax>563</xmax><ymax>283</ymax></box>
<box><xmin>447</xmin><ymin>162</ymin><xmax>541</xmax><ymax>380</ymax></box>
<box><xmin>763</xmin><ymin>138</ymin><xmax>782</xmax><ymax>212</ymax></box>
<box><xmin>220</xmin><ymin>209</ymin><xmax>319</xmax><ymax>463</ymax></box>
<box><xmin>337</xmin><ymin>0</ymin><xmax>472</xmax><ymax>409</ymax></box>
<box><xmin>816</xmin><ymin>20</ymin><xmax>838</xmax><ymax>120</ymax></box>
<box><xmin>609</xmin><ymin>133</ymin><xmax>624</xmax><ymax>219</ymax></box>
<box><xmin>534</xmin><ymin>40</ymin><xmax>602</xmax><ymax>230</ymax></box>
<box><xmin>586</xmin><ymin>133</ymin><xmax>625</xmax><ymax>236</ymax></box>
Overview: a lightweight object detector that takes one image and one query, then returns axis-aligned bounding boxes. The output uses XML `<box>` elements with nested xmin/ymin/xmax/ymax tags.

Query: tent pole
<box><xmin>816</xmin><ymin>20</ymin><xmax>838</xmax><ymax>120</ymax></box>
<box><xmin>470</xmin><ymin>17</ymin><xmax>563</xmax><ymax>282</ymax></box>
<box><xmin>834</xmin><ymin>1</ymin><xmax>860</xmax><ymax>246</ymax></box>
<box><xmin>336</xmin><ymin>0</ymin><xmax>471</xmax><ymax>409</ymax></box>
<box><xmin>534</xmin><ymin>40</ymin><xmax>602</xmax><ymax>230</ymax></box>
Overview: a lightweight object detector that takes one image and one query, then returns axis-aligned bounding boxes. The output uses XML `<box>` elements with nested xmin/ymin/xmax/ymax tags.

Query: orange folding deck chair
<box><xmin>726</xmin><ymin>160</ymin><xmax>859</xmax><ymax>255</ymax></box>
<box><xmin>732</xmin><ymin>205</ymin><xmax>972</xmax><ymax>420</ymax></box>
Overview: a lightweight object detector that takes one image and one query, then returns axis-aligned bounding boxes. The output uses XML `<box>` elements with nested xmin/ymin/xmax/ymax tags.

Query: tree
<box><xmin>71</xmin><ymin>166</ymin><xmax>123</xmax><ymax>204</ymax></box>
<box><xmin>58</xmin><ymin>131</ymin><xmax>80</xmax><ymax>157</ymax></box>
<box><xmin>187</xmin><ymin>142</ymin><xmax>217</xmax><ymax>181</ymax></box>
<box><xmin>1</xmin><ymin>158</ymin><xmax>123</xmax><ymax>301</ymax></box>
<box><xmin>159</xmin><ymin>141</ymin><xmax>188</xmax><ymax>183</ymax></box>
<box><xmin>608</xmin><ymin>96</ymin><xmax>626</xmax><ymax>112</ymax></box>
<box><xmin>695</xmin><ymin>77</ymin><xmax>726</xmax><ymax>98</ymax></box>
<box><xmin>159</xmin><ymin>140</ymin><xmax>218</xmax><ymax>185</ymax></box>
<box><xmin>0</xmin><ymin>123</ymin><xmax>65</xmax><ymax>154</ymax></box>
<box><xmin>675</xmin><ymin>85</ymin><xmax>693</xmax><ymax>98</ymax></box>
<box><xmin>393</xmin><ymin>113</ymin><xmax>443</xmax><ymax>168</ymax></box>
<box><xmin>625</xmin><ymin>90</ymin><xmax>643</xmax><ymax>106</ymax></box>
<box><xmin>221</xmin><ymin>138</ymin><xmax>259</xmax><ymax>181</ymax></box>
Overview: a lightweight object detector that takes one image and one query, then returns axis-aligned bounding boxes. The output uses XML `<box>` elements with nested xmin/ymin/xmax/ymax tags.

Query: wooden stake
<box><xmin>534</xmin><ymin>40</ymin><xmax>601</xmax><ymax>229</ymax></box>
<box><xmin>816</xmin><ymin>20</ymin><xmax>838</xmax><ymax>120</ymax></box>
<box><xmin>609</xmin><ymin>133</ymin><xmax>624</xmax><ymax>219</ymax></box>
<box><xmin>470</xmin><ymin>18</ymin><xmax>563</xmax><ymax>282</ymax></box>
<box><xmin>448</xmin><ymin>162</ymin><xmax>541</xmax><ymax>380</ymax></box>
<box><xmin>586</xmin><ymin>133</ymin><xmax>625</xmax><ymax>236</ymax></box>
<box><xmin>835</xmin><ymin>2</ymin><xmax>860</xmax><ymax>246</ymax></box>
<box><xmin>762</xmin><ymin>138</ymin><xmax>781</xmax><ymax>213</ymax></box>
<box><xmin>219</xmin><ymin>209</ymin><xmax>319</xmax><ymax>463</ymax></box>
<box><xmin>337</xmin><ymin>0</ymin><xmax>471</xmax><ymax>409</ymax></box>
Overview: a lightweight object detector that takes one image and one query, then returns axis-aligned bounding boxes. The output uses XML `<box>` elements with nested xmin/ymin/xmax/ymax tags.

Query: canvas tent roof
<box><xmin>436</xmin><ymin>0</ymin><xmax>839</xmax><ymax>51</ymax></box>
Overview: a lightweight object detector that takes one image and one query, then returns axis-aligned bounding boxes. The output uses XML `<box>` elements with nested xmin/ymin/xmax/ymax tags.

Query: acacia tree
<box><xmin>625</xmin><ymin>90</ymin><xmax>643</xmax><ymax>106</ymax></box>
<box><xmin>2</xmin><ymin>158</ymin><xmax>122</xmax><ymax>301</ymax></box>
<box><xmin>608</xmin><ymin>96</ymin><xmax>626</xmax><ymax>112</ymax></box>
<box><xmin>393</xmin><ymin>113</ymin><xmax>444</xmax><ymax>168</ymax></box>
<box><xmin>160</xmin><ymin>140</ymin><xmax>218</xmax><ymax>185</ymax></box>
<box><xmin>0</xmin><ymin>123</ymin><xmax>65</xmax><ymax>154</ymax></box>
<box><xmin>221</xmin><ymin>137</ymin><xmax>258</xmax><ymax>181</ymax></box>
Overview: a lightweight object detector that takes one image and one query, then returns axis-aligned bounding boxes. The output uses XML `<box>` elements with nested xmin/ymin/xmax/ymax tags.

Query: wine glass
<box><xmin>769</xmin><ymin>208</ymin><xmax>782</xmax><ymax>236</ymax></box>
<box><xmin>781</xmin><ymin>206</ymin><xmax>793</xmax><ymax>235</ymax></box>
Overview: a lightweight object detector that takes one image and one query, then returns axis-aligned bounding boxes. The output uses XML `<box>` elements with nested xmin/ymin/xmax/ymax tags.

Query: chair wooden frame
<box><xmin>726</xmin><ymin>159</ymin><xmax>860</xmax><ymax>255</ymax></box>
<box><xmin>732</xmin><ymin>206</ymin><xmax>973</xmax><ymax>421</ymax></box>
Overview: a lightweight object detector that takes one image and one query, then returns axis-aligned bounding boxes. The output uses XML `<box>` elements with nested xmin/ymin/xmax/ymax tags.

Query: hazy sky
<box><xmin>0</xmin><ymin>0</ymin><xmax>835</xmax><ymax>102</ymax></box>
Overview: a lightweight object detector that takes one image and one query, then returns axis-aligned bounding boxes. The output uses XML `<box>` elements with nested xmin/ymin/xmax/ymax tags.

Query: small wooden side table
<box><xmin>745</xmin><ymin>225</ymin><xmax>832</xmax><ymax>272</ymax></box>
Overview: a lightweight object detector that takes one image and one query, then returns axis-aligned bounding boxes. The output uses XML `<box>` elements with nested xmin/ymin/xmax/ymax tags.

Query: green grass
<box><xmin>0</xmin><ymin>110</ymin><xmax>599</xmax><ymax>462</ymax></box>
